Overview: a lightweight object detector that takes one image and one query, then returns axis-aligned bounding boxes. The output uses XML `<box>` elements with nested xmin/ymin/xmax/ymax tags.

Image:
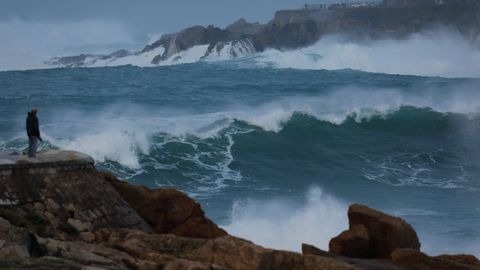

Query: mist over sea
<box><xmin>1</xmin><ymin>35</ymin><xmax>480</xmax><ymax>256</ymax></box>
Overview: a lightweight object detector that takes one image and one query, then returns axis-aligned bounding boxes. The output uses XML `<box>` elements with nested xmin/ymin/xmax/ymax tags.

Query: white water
<box><xmin>28</xmin><ymin>84</ymin><xmax>480</xmax><ymax>169</ymax></box>
<box><xmin>204</xmin><ymin>39</ymin><xmax>257</xmax><ymax>61</ymax></box>
<box><xmin>38</xmin><ymin>30</ymin><xmax>480</xmax><ymax>79</ymax></box>
<box><xmin>223</xmin><ymin>186</ymin><xmax>348</xmax><ymax>251</ymax></box>
<box><xmin>256</xmin><ymin>31</ymin><xmax>480</xmax><ymax>78</ymax></box>
<box><xmin>2</xmin><ymin>22</ymin><xmax>478</xmax><ymax>78</ymax></box>
<box><xmin>91</xmin><ymin>46</ymin><xmax>165</xmax><ymax>67</ymax></box>
<box><xmin>45</xmin><ymin>38</ymin><xmax>257</xmax><ymax>68</ymax></box>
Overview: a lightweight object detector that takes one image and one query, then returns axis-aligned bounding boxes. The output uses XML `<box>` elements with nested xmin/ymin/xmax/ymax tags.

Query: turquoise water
<box><xmin>1</xmin><ymin>63</ymin><xmax>479</xmax><ymax>255</ymax></box>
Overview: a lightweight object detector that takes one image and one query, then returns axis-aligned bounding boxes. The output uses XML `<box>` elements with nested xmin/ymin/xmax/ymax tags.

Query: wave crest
<box><xmin>253</xmin><ymin>31</ymin><xmax>480</xmax><ymax>78</ymax></box>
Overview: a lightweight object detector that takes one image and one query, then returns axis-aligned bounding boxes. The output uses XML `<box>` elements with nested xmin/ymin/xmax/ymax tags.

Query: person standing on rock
<box><xmin>26</xmin><ymin>108</ymin><xmax>42</xmax><ymax>157</ymax></box>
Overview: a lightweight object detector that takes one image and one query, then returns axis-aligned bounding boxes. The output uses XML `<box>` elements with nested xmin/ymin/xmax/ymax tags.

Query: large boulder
<box><xmin>329</xmin><ymin>224</ymin><xmax>370</xmax><ymax>258</ymax></box>
<box><xmin>329</xmin><ymin>204</ymin><xmax>420</xmax><ymax>259</ymax></box>
<box><xmin>102</xmin><ymin>172</ymin><xmax>227</xmax><ymax>239</ymax></box>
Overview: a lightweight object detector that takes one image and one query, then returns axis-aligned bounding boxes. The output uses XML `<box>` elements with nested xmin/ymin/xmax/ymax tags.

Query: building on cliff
<box><xmin>304</xmin><ymin>4</ymin><xmax>327</xmax><ymax>10</ymax></box>
<box><xmin>382</xmin><ymin>0</ymin><xmax>477</xmax><ymax>6</ymax></box>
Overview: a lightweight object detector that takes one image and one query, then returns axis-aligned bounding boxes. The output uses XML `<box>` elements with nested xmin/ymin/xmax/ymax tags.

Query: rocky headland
<box><xmin>46</xmin><ymin>0</ymin><xmax>480</xmax><ymax>68</ymax></box>
<box><xmin>0</xmin><ymin>150</ymin><xmax>478</xmax><ymax>269</ymax></box>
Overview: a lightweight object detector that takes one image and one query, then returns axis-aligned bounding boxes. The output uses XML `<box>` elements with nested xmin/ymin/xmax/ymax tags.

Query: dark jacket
<box><xmin>26</xmin><ymin>111</ymin><xmax>40</xmax><ymax>138</ymax></box>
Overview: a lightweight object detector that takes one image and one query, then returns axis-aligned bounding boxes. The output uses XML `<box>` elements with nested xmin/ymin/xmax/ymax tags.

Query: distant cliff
<box><xmin>46</xmin><ymin>1</ymin><xmax>480</xmax><ymax>68</ymax></box>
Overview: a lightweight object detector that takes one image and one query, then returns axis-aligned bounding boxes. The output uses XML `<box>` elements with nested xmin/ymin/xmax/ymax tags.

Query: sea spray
<box><xmin>256</xmin><ymin>31</ymin><xmax>480</xmax><ymax>78</ymax></box>
<box><xmin>223</xmin><ymin>186</ymin><xmax>348</xmax><ymax>251</ymax></box>
<box><xmin>1</xmin><ymin>64</ymin><xmax>479</xmax><ymax>257</ymax></box>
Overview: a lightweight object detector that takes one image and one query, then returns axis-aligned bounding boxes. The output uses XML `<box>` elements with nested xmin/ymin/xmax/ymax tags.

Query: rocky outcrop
<box><xmin>0</xmin><ymin>150</ymin><xmax>478</xmax><ymax>270</ymax></box>
<box><xmin>46</xmin><ymin>49</ymin><xmax>133</xmax><ymax>68</ymax></box>
<box><xmin>226</xmin><ymin>18</ymin><xmax>264</xmax><ymax>36</ymax></box>
<box><xmin>101</xmin><ymin>172</ymin><xmax>226</xmax><ymax>239</ymax></box>
<box><xmin>391</xmin><ymin>249</ymin><xmax>480</xmax><ymax>270</ymax></box>
<box><xmin>146</xmin><ymin>25</ymin><xmax>239</xmax><ymax>64</ymax></box>
<box><xmin>93</xmin><ymin>229</ymin><xmax>356</xmax><ymax>270</ymax></box>
<box><xmin>46</xmin><ymin>2</ymin><xmax>480</xmax><ymax>68</ymax></box>
<box><xmin>329</xmin><ymin>204</ymin><xmax>420</xmax><ymax>259</ymax></box>
<box><xmin>329</xmin><ymin>224</ymin><xmax>370</xmax><ymax>258</ymax></box>
<box><xmin>0</xmin><ymin>150</ymin><xmax>151</xmax><ymax>241</ymax></box>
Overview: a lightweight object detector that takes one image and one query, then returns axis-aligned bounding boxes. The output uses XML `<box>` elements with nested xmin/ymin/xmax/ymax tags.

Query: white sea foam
<box><xmin>255</xmin><ymin>31</ymin><xmax>480</xmax><ymax>78</ymax></box>
<box><xmin>2</xmin><ymin>21</ymin><xmax>478</xmax><ymax>78</ymax></box>
<box><xmin>44</xmin><ymin>110</ymin><xmax>151</xmax><ymax>169</ymax></box>
<box><xmin>92</xmin><ymin>46</ymin><xmax>165</xmax><ymax>67</ymax></box>
<box><xmin>35</xmin><ymin>84</ymin><xmax>480</xmax><ymax>168</ymax></box>
<box><xmin>159</xmin><ymin>44</ymin><xmax>210</xmax><ymax>65</ymax></box>
<box><xmin>222</xmin><ymin>186</ymin><xmax>348</xmax><ymax>251</ymax></box>
<box><xmin>53</xmin><ymin>128</ymin><xmax>149</xmax><ymax>169</ymax></box>
<box><xmin>74</xmin><ymin>39</ymin><xmax>255</xmax><ymax>68</ymax></box>
<box><xmin>204</xmin><ymin>39</ymin><xmax>256</xmax><ymax>61</ymax></box>
<box><xmin>229</xmin><ymin>86</ymin><xmax>480</xmax><ymax>131</ymax></box>
<box><xmin>75</xmin><ymin>30</ymin><xmax>480</xmax><ymax>78</ymax></box>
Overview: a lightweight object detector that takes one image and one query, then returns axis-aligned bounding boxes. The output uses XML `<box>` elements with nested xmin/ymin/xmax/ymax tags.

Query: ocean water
<box><xmin>1</xmin><ymin>59</ymin><xmax>480</xmax><ymax>256</ymax></box>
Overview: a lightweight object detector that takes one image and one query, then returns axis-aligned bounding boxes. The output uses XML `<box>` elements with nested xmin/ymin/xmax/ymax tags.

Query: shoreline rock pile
<box><xmin>0</xmin><ymin>150</ymin><xmax>478</xmax><ymax>269</ymax></box>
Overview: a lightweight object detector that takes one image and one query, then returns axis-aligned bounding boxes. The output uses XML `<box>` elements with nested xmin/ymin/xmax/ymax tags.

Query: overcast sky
<box><xmin>1</xmin><ymin>0</ymin><xmax>340</xmax><ymax>40</ymax></box>
<box><xmin>0</xmin><ymin>0</ymin><xmax>347</xmax><ymax>70</ymax></box>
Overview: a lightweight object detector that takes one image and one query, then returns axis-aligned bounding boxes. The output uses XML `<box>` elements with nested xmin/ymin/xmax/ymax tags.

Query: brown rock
<box><xmin>80</xmin><ymin>232</ymin><xmax>96</xmax><ymax>243</ymax></box>
<box><xmin>164</xmin><ymin>259</ymin><xmax>227</xmax><ymax>270</ymax></box>
<box><xmin>0</xmin><ymin>217</ymin><xmax>44</xmax><ymax>258</ymax></box>
<box><xmin>34</xmin><ymin>202</ymin><xmax>46</xmax><ymax>212</ymax></box>
<box><xmin>435</xmin><ymin>254</ymin><xmax>480</xmax><ymax>267</ymax></box>
<box><xmin>37</xmin><ymin>237</ymin><xmax>130</xmax><ymax>269</ymax></box>
<box><xmin>302</xmin><ymin>243</ymin><xmax>334</xmax><ymax>258</ymax></box>
<box><xmin>0</xmin><ymin>256</ymin><xmax>90</xmax><ymax>269</ymax></box>
<box><xmin>391</xmin><ymin>248</ymin><xmax>480</xmax><ymax>270</ymax></box>
<box><xmin>0</xmin><ymin>217</ymin><xmax>31</xmax><ymax>245</ymax></box>
<box><xmin>100</xmin><ymin>229</ymin><xmax>356</xmax><ymax>270</ymax></box>
<box><xmin>341</xmin><ymin>204</ymin><xmax>420</xmax><ymax>258</ymax></box>
<box><xmin>102</xmin><ymin>172</ymin><xmax>226</xmax><ymax>239</ymax></box>
<box><xmin>329</xmin><ymin>224</ymin><xmax>369</xmax><ymax>258</ymax></box>
<box><xmin>0</xmin><ymin>245</ymin><xmax>29</xmax><ymax>259</ymax></box>
<box><xmin>303</xmin><ymin>243</ymin><xmax>409</xmax><ymax>270</ymax></box>
<box><xmin>0</xmin><ymin>155</ymin><xmax>151</xmax><ymax>238</ymax></box>
<box><xmin>67</xmin><ymin>218</ymin><xmax>92</xmax><ymax>232</ymax></box>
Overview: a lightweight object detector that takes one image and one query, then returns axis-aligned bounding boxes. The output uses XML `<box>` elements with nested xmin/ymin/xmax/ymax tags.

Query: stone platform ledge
<box><xmin>0</xmin><ymin>150</ymin><xmax>94</xmax><ymax>170</ymax></box>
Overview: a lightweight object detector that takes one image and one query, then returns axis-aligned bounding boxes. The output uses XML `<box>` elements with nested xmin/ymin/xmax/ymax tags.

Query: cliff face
<box><xmin>45</xmin><ymin>2</ymin><xmax>480</xmax><ymax>68</ymax></box>
<box><xmin>0</xmin><ymin>150</ymin><xmax>478</xmax><ymax>270</ymax></box>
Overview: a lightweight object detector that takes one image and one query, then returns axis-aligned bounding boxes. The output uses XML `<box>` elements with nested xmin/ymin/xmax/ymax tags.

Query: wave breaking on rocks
<box><xmin>0</xmin><ymin>150</ymin><xmax>478</xmax><ymax>270</ymax></box>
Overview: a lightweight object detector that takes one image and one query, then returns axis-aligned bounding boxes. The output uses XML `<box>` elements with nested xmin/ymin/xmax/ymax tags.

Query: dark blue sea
<box><xmin>1</xmin><ymin>62</ymin><xmax>479</xmax><ymax>256</ymax></box>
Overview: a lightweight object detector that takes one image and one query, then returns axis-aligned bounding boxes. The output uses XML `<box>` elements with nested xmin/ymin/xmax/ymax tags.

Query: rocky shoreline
<box><xmin>0</xmin><ymin>150</ymin><xmax>478</xmax><ymax>269</ymax></box>
<box><xmin>46</xmin><ymin>1</ymin><xmax>480</xmax><ymax>68</ymax></box>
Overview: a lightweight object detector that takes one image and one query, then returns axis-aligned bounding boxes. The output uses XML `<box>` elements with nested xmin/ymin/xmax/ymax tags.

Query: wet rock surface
<box><xmin>102</xmin><ymin>172</ymin><xmax>227</xmax><ymax>239</ymax></box>
<box><xmin>329</xmin><ymin>204</ymin><xmax>420</xmax><ymax>259</ymax></box>
<box><xmin>0</xmin><ymin>150</ymin><xmax>478</xmax><ymax>269</ymax></box>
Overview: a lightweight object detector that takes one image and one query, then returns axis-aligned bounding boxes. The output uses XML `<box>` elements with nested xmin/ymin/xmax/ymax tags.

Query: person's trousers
<box><xmin>28</xmin><ymin>136</ymin><xmax>38</xmax><ymax>158</ymax></box>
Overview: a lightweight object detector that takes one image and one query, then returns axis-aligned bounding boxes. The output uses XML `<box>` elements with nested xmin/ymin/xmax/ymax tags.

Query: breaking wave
<box><xmin>2</xmin><ymin>84</ymin><xmax>480</xmax><ymax>195</ymax></box>
<box><xmin>1</xmin><ymin>63</ymin><xmax>480</xmax><ymax>257</ymax></box>
<box><xmin>38</xmin><ymin>30</ymin><xmax>480</xmax><ymax>79</ymax></box>
<box><xmin>222</xmin><ymin>186</ymin><xmax>348</xmax><ymax>251</ymax></box>
<box><xmin>254</xmin><ymin>31</ymin><xmax>480</xmax><ymax>78</ymax></box>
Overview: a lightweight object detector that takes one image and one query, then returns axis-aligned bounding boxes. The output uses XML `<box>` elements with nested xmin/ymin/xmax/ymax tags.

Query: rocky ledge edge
<box><xmin>0</xmin><ymin>150</ymin><xmax>478</xmax><ymax>270</ymax></box>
